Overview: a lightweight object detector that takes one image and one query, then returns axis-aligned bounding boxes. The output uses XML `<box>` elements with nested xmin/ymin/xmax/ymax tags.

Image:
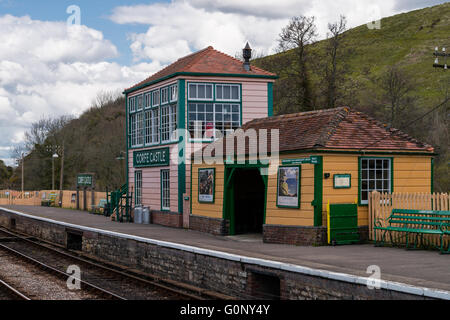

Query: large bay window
<box><xmin>129</xmin><ymin>83</ymin><xmax>178</xmax><ymax>148</ymax></box>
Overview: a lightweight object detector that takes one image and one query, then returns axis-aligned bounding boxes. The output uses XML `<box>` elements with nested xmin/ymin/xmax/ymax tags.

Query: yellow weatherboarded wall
<box><xmin>322</xmin><ymin>153</ymin><xmax>432</xmax><ymax>227</ymax></box>
<box><xmin>191</xmin><ymin>152</ymin><xmax>432</xmax><ymax>229</ymax></box>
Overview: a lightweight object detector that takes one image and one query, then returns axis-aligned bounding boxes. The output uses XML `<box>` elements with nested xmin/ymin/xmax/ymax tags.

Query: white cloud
<box><xmin>110</xmin><ymin>0</ymin><xmax>403</xmax><ymax>64</ymax></box>
<box><xmin>0</xmin><ymin>14</ymin><xmax>158</xmax><ymax>163</ymax></box>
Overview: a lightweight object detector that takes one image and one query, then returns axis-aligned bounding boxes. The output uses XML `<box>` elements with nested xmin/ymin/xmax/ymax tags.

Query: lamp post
<box><xmin>115</xmin><ymin>151</ymin><xmax>126</xmax><ymax>189</ymax></box>
<box><xmin>52</xmin><ymin>153</ymin><xmax>59</xmax><ymax>190</ymax></box>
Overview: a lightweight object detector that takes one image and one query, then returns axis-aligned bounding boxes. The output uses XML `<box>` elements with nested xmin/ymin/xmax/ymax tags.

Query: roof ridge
<box><xmin>315</xmin><ymin>107</ymin><xmax>350</xmax><ymax>147</ymax></box>
<box><xmin>243</xmin><ymin>107</ymin><xmax>346</xmax><ymax>127</ymax></box>
<box><xmin>210</xmin><ymin>47</ymin><xmax>274</xmax><ymax>76</ymax></box>
<box><xmin>131</xmin><ymin>47</ymin><xmax>213</xmax><ymax>89</ymax></box>
<box><xmin>183</xmin><ymin>46</ymin><xmax>215</xmax><ymax>71</ymax></box>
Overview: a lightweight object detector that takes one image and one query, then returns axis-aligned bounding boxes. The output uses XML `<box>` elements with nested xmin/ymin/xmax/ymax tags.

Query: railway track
<box><xmin>0</xmin><ymin>278</ymin><xmax>30</xmax><ymax>300</ymax></box>
<box><xmin>0</xmin><ymin>227</ymin><xmax>232</xmax><ymax>300</ymax></box>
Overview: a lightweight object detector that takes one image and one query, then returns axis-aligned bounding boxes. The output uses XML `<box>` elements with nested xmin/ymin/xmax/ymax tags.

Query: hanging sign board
<box><xmin>134</xmin><ymin>147</ymin><xmax>170</xmax><ymax>168</ymax></box>
<box><xmin>77</xmin><ymin>174</ymin><xmax>94</xmax><ymax>187</ymax></box>
<box><xmin>282</xmin><ymin>156</ymin><xmax>321</xmax><ymax>165</ymax></box>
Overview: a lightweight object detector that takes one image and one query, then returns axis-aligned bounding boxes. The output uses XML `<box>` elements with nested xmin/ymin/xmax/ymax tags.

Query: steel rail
<box><xmin>0</xmin><ymin>278</ymin><xmax>31</xmax><ymax>300</ymax></box>
<box><xmin>0</xmin><ymin>227</ymin><xmax>232</xmax><ymax>300</ymax></box>
<box><xmin>0</xmin><ymin>242</ymin><xmax>127</xmax><ymax>300</ymax></box>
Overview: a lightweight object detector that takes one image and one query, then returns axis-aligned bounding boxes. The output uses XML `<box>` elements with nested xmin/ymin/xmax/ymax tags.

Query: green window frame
<box><xmin>161</xmin><ymin>87</ymin><xmax>169</xmax><ymax>105</ymax></box>
<box><xmin>152</xmin><ymin>90</ymin><xmax>160</xmax><ymax>107</ymax></box>
<box><xmin>136</xmin><ymin>94</ymin><xmax>144</xmax><ymax>111</ymax></box>
<box><xmin>276</xmin><ymin>165</ymin><xmax>301</xmax><ymax>209</ymax></box>
<box><xmin>161</xmin><ymin>169</ymin><xmax>170</xmax><ymax>211</ymax></box>
<box><xmin>187</xmin><ymin>82</ymin><xmax>242</xmax><ymax>142</ymax></box>
<box><xmin>198</xmin><ymin>168</ymin><xmax>215</xmax><ymax>204</ymax></box>
<box><xmin>135</xmin><ymin>170</ymin><xmax>142</xmax><ymax>206</ymax></box>
<box><xmin>215</xmin><ymin>84</ymin><xmax>240</xmax><ymax>102</ymax></box>
<box><xmin>169</xmin><ymin>84</ymin><xmax>178</xmax><ymax>102</ymax></box>
<box><xmin>358</xmin><ymin>157</ymin><xmax>393</xmax><ymax>205</ymax></box>
<box><xmin>128</xmin><ymin>96</ymin><xmax>136</xmax><ymax>113</ymax></box>
<box><xmin>188</xmin><ymin>82</ymin><xmax>213</xmax><ymax>101</ymax></box>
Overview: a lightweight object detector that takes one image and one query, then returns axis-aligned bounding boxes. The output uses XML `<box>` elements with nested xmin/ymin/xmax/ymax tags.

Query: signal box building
<box><xmin>190</xmin><ymin>107</ymin><xmax>435</xmax><ymax>245</ymax></box>
<box><xmin>124</xmin><ymin>46</ymin><xmax>277</xmax><ymax>228</ymax></box>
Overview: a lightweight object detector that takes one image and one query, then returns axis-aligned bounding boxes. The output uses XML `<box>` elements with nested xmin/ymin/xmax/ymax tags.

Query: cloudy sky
<box><xmin>0</xmin><ymin>0</ymin><xmax>446</xmax><ymax>165</ymax></box>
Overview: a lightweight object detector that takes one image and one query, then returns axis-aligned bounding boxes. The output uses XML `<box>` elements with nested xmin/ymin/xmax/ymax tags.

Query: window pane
<box><xmin>223</xmin><ymin>86</ymin><xmax>231</xmax><ymax>99</ymax></box>
<box><xmin>376</xmin><ymin>181</ymin><xmax>383</xmax><ymax>189</ymax></box>
<box><xmin>361</xmin><ymin>191</ymin><xmax>368</xmax><ymax>201</ymax></box>
<box><xmin>216</xmin><ymin>85</ymin><xmax>222</xmax><ymax>99</ymax></box>
<box><xmin>206</xmin><ymin>104</ymin><xmax>213</xmax><ymax>112</ymax></box>
<box><xmin>362</xmin><ymin>160</ymin><xmax>367</xmax><ymax>169</ymax></box>
<box><xmin>232</xmin><ymin>104</ymin><xmax>239</xmax><ymax>113</ymax></box>
<box><xmin>198</xmin><ymin>85</ymin><xmax>205</xmax><ymax>99</ymax></box>
<box><xmin>206</xmin><ymin>85</ymin><xmax>213</xmax><ymax>99</ymax></box>
<box><xmin>215</xmin><ymin>104</ymin><xmax>222</xmax><ymax>112</ymax></box>
<box><xmin>369</xmin><ymin>160</ymin><xmax>375</xmax><ymax>169</ymax></box>
<box><xmin>362</xmin><ymin>181</ymin><xmax>368</xmax><ymax>190</ymax></box>
<box><xmin>189</xmin><ymin>84</ymin><xmax>196</xmax><ymax>99</ymax></box>
<box><xmin>198</xmin><ymin>104</ymin><xmax>205</xmax><ymax>112</ymax></box>
<box><xmin>232</xmin><ymin>86</ymin><xmax>239</xmax><ymax>100</ymax></box>
<box><xmin>362</xmin><ymin>170</ymin><xmax>368</xmax><ymax>179</ymax></box>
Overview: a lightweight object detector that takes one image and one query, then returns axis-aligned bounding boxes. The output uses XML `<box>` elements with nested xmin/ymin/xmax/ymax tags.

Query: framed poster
<box><xmin>198</xmin><ymin>168</ymin><xmax>215</xmax><ymax>203</ymax></box>
<box><xmin>277</xmin><ymin>166</ymin><xmax>301</xmax><ymax>208</ymax></box>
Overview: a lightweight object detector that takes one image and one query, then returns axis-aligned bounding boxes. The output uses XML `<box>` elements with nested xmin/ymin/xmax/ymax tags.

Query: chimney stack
<box><xmin>243</xmin><ymin>42</ymin><xmax>252</xmax><ymax>71</ymax></box>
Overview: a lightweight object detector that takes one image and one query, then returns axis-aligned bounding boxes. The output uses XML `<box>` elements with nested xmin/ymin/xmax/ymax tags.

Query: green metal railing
<box><xmin>106</xmin><ymin>184</ymin><xmax>133</xmax><ymax>223</ymax></box>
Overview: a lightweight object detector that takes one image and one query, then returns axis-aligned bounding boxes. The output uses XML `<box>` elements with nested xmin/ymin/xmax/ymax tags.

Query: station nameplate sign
<box><xmin>77</xmin><ymin>174</ymin><xmax>94</xmax><ymax>187</ymax></box>
<box><xmin>282</xmin><ymin>156</ymin><xmax>321</xmax><ymax>165</ymax></box>
<box><xmin>134</xmin><ymin>148</ymin><xmax>170</xmax><ymax>168</ymax></box>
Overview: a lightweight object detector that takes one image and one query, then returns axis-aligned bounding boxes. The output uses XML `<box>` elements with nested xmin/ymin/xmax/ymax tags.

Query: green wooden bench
<box><xmin>374</xmin><ymin>209</ymin><xmax>450</xmax><ymax>254</ymax></box>
<box><xmin>90</xmin><ymin>199</ymin><xmax>107</xmax><ymax>215</ymax></box>
<box><xmin>41</xmin><ymin>192</ymin><xmax>58</xmax><ymax>207</ymax></box>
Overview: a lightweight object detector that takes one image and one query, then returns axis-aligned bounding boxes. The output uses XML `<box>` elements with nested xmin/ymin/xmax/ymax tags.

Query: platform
<box><xmin>1</xmin><ymin>205</ymin><xmax>449</xmax><ymax>297</ymax></box>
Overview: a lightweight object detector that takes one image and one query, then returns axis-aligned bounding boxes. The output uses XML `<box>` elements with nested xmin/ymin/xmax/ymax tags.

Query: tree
<box><xmin>278</xmin><ymin>16</ymin><xmax>318</xmax><ymax>112</ymax></box>
<box><xmin>378</xmin><ymin>65</ymin><xmax>416</xmax><ymax>127</ymax></box>
<box><xmin>324</xmin><ymin>15</ymin><xmax>347</xmax><ymax>109</ymax></box>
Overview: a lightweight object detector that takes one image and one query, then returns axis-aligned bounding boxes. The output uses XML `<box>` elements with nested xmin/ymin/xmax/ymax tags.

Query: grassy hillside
<box><xmin>255</xmin><ymin>2</ymin><xmax>449</xmax><ymax>109</ymax></box>
<box><xmin>254</xmin><ymin>2</ymin><xmax>449</xmax><ymax>191</ymax></box>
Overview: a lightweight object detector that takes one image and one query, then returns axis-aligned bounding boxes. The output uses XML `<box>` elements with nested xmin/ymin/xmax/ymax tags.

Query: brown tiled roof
<box><xmin>125</xmin><ymin>46</ymin><xmax>276</xmax><ymax>92</ymax></box>
<box><xmin>193</xmin><ymin>107</ymin><xmax>434</xmax><ymax>158</ymax></box>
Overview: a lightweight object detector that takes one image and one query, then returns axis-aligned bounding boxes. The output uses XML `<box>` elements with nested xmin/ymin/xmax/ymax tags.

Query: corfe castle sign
<box><xmin>134</xmin><ymin>147</ymin><xmax>170</xmax><ymax>168</ymax></box>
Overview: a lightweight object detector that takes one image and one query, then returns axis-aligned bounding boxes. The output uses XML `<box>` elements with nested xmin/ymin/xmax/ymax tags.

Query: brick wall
<box><xmin>150</xmin><ymin>210</ymin><xmax>183</xmax><ymax>228</ymax></box>
<box><xmin>263</xmin><ymin>225</ymin><xmax>327</xmax><ymax>246</ymax></box>
<box><xmin>189</xmin><ymin>215</ymin><xmax>229</xmax><ymax>235</ymax></box>
<box><xmin>263</xmin><ymin>225</ymin><xmax>369</xmax><ymax>246</ymax></box>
